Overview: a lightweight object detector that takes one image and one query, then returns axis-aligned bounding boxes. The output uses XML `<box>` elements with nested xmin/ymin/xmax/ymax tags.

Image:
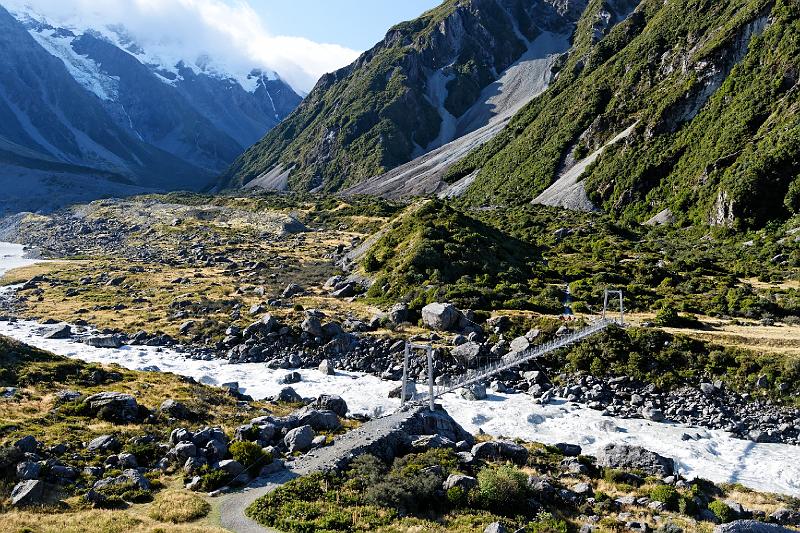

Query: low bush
<box><xmin>650</xmin><ymin>485</ymin><xmax>680</xmax><ymax>510</ymax></box>
<box><xmin>708</xmin><ymin>500</ymin><xmax>737</xmax><ymax>523</ymax></box>
<box><xmin>477</xmin><ymin>465</ymin><xmax>529</xmax><ymax>513</ymax></box>
<box><xmin>230</xmin><ymin>441</ymin><xmax>267</xmax><ymax>468</ymax></box>
<box><xmin>528</xmin><ymin>511</ymin><xmax>568</xmax><ymax>533</ymax></box>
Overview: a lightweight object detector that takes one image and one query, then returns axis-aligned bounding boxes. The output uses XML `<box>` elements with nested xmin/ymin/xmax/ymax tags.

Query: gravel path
<box><xmin>217</xmin><ymin>405</ymin><xmax>425</xmax><ymax>532</ymax></box>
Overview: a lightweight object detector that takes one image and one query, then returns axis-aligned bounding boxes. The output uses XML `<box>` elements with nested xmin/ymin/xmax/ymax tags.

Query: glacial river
<box><xmin>1</xmin><ymin>242</ymin><xmax>799</xmax><ymax>496</ymax></box>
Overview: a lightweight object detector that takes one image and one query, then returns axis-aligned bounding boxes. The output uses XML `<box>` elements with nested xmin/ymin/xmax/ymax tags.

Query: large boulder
<box><xmin>443</xmin><ymin>474</ymin><xmax>478</xmax><ymax>491</ymax></box>
<box><xmin>595</xmin><ymin>444</ymin><xmax>674</xmax><ymax>477</ymax></box>
<box><xmin>298</xmin><ymin>409</ymin><xmax>341</xmax><ymax>431</ymax></box>
<box><xmin>460</xmin><ymin>383</ymin><xmax>487</xmax><ymax>401</ymax></box>
<box><xmin>85</xmin><ymin>335</ymin><xmax>124</xmax><ymax>348</ymax></box>
<box><xmin>452</xmin><ymin>342</ymin><xmax>481</xmax><ymax>365</ymax></box>
<box><xmin>301</xmin><ymin>316</ymin><xmax>323</xmax><ymax>337</ymax></box>
<box><xmin>715</xmin><ymin>521</ymin><xmax>795</xmax><ymax>533</ymax></box>
<box><xmin>85</xmin><ymin>392</ymin><xmax>140</xmax><ymax>422</ymax></box>
<box><xmin>43</xmin><ymin>324</ymin><xmax>71</xmax><ymax>339</ymax></box>
<box><xmin>314</xmin><ymin>394</ymin><xmax>348</xmax><ymax>417</ymax></box>
<box><xmin>87</xmin><ymin>435</ymin><xmax>120</xmax><ymax>452</ymax></box>
<box><xmin>160</xmin><ymin>399</ymin><xmax>192</xmax><ymax>420</ymax></box>
<box><xmin>318</xmin><ymin>359</ymin><xmax>335</xmax><ymax>376</ymax></box>
<box><xmin>421</xmin><ymin>303</ymin><xmax>460</xmax><ymax>331</ymax></box>
<box><xmin>11</xmin><ymin>480</ymin><xmax>45</xmax><ymax>507</ymax></box>
<box><xmin>16</xmin><ymin>461</ymin><xmax>41</xmax><ymax>481</ymax></box>
<box><xmin>275</xmin><ymin>387</ymin><xmax>303</xmax><ymax>404</ymax></box>
<box><xmin>284</xmin><ymin>425</ymin><xmax>315</xmax><ymax>453</ymax></box>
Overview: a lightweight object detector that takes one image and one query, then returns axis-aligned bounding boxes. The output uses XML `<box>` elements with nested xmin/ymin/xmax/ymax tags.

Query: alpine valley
<box><xmin>0</xmin><ymin>1</ymin><xmax>799</xmax><ymax>533</ymax></box>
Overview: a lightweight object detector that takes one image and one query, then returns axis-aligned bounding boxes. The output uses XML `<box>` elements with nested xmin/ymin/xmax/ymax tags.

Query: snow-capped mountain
<box><xmin>0</xmin><ymin>3</ymin><xmax>302</xmax><ymax>214</ymax></box>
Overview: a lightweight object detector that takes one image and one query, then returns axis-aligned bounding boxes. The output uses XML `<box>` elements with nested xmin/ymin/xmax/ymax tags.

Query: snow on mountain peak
<box><xmin>5</xmin><ymin>2</ymin><xmax>280</xmax><ymax>95</ymax></box>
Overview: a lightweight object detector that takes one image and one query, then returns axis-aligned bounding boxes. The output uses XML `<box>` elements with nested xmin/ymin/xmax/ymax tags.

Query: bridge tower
<box><xmin>602</xmin><ymin>288</ymin><xmax>625</xmax><ymax>325</ymax></box>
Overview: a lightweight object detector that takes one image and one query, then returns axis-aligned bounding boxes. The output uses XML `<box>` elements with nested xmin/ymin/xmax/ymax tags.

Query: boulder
<box><xmin>284</xmin><ymin>425</ymin><xmax>315</xmax><ymax>453</ymax></box>
<box><xmin>281</xmin><ymin>372</ymin><xmax>302</xmax><ymax>385</ymax></box>
<box><xmin>388</xmin><ymin>303</ymin><xmax>408</xmax><ymax>324</ymax></box>
<box><xmin>715</xmin><ymin>521</ymin><xmax>794</xmax><ymax>533</ymax></box>
<box><xmin>87</xmin><ymin>435</ymin><xmax>119</xmax><ymax>452</ymax></box>
<box><xmin>14</xmin><ymin>435</ymin><xmax>39</xmax><ymax>453</ymax></box>
<box><xmin>85</xmin><ymin>335</ymin><xmax>124</xmax><ymax>349</ymax></box>
<box><xmin>554</xmin><ymin>443</ymin><xmax>582</xmax><ymax>457</ymax></box>
<box><xmin>160</xmin><ymin>399</ymin><xmax>192</xmax><ymax>420</ymax></box>
<box><xmin>11</xmin><ymin>480</ymin><xmax>45</xmax><ymax>507</ymax></box>
<box><xmin>43</xmin><ymin>324</ymin><xmax>71</xmax><ymax>339</ymax></box>
<box><xmin>217</xmin><ymin>459</ymin><xmax>245</xmax><ymax>477</ymax></box>
<box><xmin>460</xmin><ymin>383</ymin><xmax>488</xmax><ymax>401</ymax></box>
<box><xmin>510</xmin><ymin>336</ymin><xmax>531</xmax><ymax>353</ymax></box>
<box><xmin>484</xmin><ymin>523</ymin><xmax>508</xmax><ymax>533</ymax></box>
<box><xmin>282</xmin><ymin>283</ymin><xmax>303</xmax><ymax>298</ymax></box>
<box><xmin>319</xmin><ymin>359</ymin><xmax>335</xmax><ymax>376</ymax></box>
<box><xmin>298</xmin><ymin>409</ymin><xmax>341</xmax><ymax>431</ymax></box>
<box><xmin>276</xmin><ymin>387</ymin><xmax>303</xmax><ymax>404</ymax></box>
<box><xmin>595</xmin><ymin>444</ymin><xmax>674</xmax><ymax>476</ymax></box>
<box><xmin>85</xmin><ymin>392</ymin><xmax>140</xmax><ymax>422</ymax></box>
<box><xmin>16</xmin><ymin>461</ymin><xmax>41</xmax><ymax>480</ymax></box>
<box><xmin>174</xmin><ymin>442</ymin><xmax>197</xmax><ymax>460</ymax></box>
<box><xmin>421</xmin><ymin>303</ymin><xmax>460</xmax><ymax>331</ymax></box>
<box><xmin>443</xmin><ymin>474</ymin><xmax>478</xmax><ymax>491</ymax></box>
<box><xmin>301</xmin><ymin>316</ymin><xmax>323</xmax><ymax>338</ymax></box>
<box><xmin>314</xmin><ymin>394</ymin><xmax>348</xmax><ymax>417</ymax></box>
<box><xmin>452</xmin><ymin>342</ymin><xmax>481</xmax><ymax>365</ymax></box>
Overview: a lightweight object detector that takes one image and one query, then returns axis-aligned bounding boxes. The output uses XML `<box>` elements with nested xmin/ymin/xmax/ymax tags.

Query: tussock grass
<box><xmin>147</xmin><ymin>490</ymin><xmax>210</xmax><ymax>523</ymax></box>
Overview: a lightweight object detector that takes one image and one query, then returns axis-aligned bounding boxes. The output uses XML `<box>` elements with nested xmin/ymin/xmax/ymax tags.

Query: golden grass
<box><xmin>1</xmin><ymin>508</ymin><xmax>228</xmax><ymax>533</ymax></box>
<box><xmin>147</xmin><ymin>490</ymin><xmax>210</xmax><ymax>524</ymax></box>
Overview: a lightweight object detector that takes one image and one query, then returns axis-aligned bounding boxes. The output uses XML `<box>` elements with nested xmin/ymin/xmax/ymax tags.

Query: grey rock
<box><xmin>160</xmin><ymin>399</ymin><xmax>191</xmax><ymax>420</ymax></box>
<box><xmin>509</xmin><ymin>336</ymin><xmax>530</xmax><ymax>352</ymax></box>
<box><xmin>276</xmin><ymin>386</ymin><xmax>303</xmax><ymax>403</ymax></box>
<box><xmin>301</xmin><ymin>316</ymin><xmax>323</xmax><ymax>337</ymax></box>
<box><xmin>217</xmin><ymin>459</ymin><xmax>245</xmax><ymax>477</ymax></box>
<box><xmin>443</xmin><ymin>474</ymin><xmax>478</xmax><ymax>491</ymax></box>
<box><xmin>642</xmin><ymin>408</ymin><xmax>665</xmax><ymax>422</ymax></box>
<box><xmin>16</xmin><ymin>461</ymin><xmax>41</xmax><ymax>480</ymax></box>
<box><xmin>298</xmin><ymin>409</ymin><xmax>341</xmax><ymax>431</ymax></box>
<box><xmin>388</xmin><ymin>303</ymin><xmax>408</xmax><ymax>324</ymax></box>
<box><xmin>15</xmin><ymin>435</ymin><xmax>39</xmax><ymax>453</ymax></box>
<box><xmin>84</xmin><ymin>392</ymin><xmax>140</xmax><ymax>422</ymax></box>
<box><xmin>319</xmin><ymin>359</ymin><xmax>335</xmax><ymax>376</ymax></box>
<box><xmin>44</xmin><ymin>324</ymin><xmax>71</xmax><ymax>339</ymax></box>
<box><xmin>452</xmin><ymin>342</ymin><xmax>481</xmax><ymax>364</ymax></box>
<box><xmin>11</xmin><ymin>480</ymin><xmax>45</xmax><ymax>507</ymax></box>
<box><xmin>554</xmin><ymin>443</ymin><xmax>582</xmax><ymax>457</ymax></box>
<box><xmin>174</xmin><ymin>441</ymin><xmax>197</xmax><ymax>460</ymax></box>
<box><xmin>715</xmin><ymin>521</ymin><xmax>794</xmax><ymax>533</ymax></box>
<box><xmin>282</xmin><ymin>283</ymin><xmax>303</xmax><ymax>298</ymax></box>
<box><xmin>484</xmin><ymin>522</ymin><xmax>507</xmax><ymax>533</ymax></box>
<box><xmin>314</xmin><ymin>394</ymin><xmax>348</xmax><ymax>417</ymax></box>
<box><xmin>595</xmin><ymin>444</ymin><xmax>674</xmax><ymax>476</ymax></box>
<box><xmin>284</xmin><ymin>425</ymin><xmax>315</xmax><ymax>453</ymax></box>
<box><xmin>460</xmin><ymin>383</ymin><xmax>487</xmax><ymax>401</ymax></box>
<box><xmin>421</xmin><ymin>302</ymin><xmax>460</xmax><ymax>331</ymax></box>
<box><xmin>85</xmin><ymin>335</ymin><xmax>124</xmax><ymax>348</ymax></box>
<box><xmin>87</xmin><ymin>435</ymin><xmax>119</xmax><ymax>452</ymax></box>
<box><xmin>281</xmin><ymin>371</ymin><xmax>302</xmax><ymax>385</ymax></box>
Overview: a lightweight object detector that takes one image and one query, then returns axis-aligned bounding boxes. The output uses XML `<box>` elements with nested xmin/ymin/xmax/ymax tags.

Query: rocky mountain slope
<box><xmin>219</xmin><ymin>0</ymin><xmax>594</xmax><ymax>193</ymax></box>
<box><xmin>447</xmin><ymin>0</ymin><xmax>799</xmax><ymax>229</ymax></box>
<box><xmin>222</xmin><ymin>0</ymin><xmax>798</xmax><ymax>231</ymax></box>
<box><xmin>0</xmin><ymin>4</ymin><xmax>301</xmax><ymax>214</ymax></box>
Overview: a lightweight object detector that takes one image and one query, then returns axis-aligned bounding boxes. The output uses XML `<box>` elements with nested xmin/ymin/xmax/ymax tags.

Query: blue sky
<box><xmin>254</xmin><ymin>0</ymin><xmax>441</xmax><ymax>50</ymax></box>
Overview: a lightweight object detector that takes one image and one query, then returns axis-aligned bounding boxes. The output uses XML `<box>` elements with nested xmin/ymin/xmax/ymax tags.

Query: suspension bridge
<box><xmin>402</xmin><ymin>289</ymin><xmax>625</xmax><ymax>410</ymax></box>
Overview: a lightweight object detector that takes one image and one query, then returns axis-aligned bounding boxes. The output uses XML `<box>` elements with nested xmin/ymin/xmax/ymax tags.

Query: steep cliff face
<box><xmin>219</xmin><ymin>0</ymin><xmax>590</xmax><ymax>193</ymax></box>
<box><xmin>448</xmin><ymin>0</ymin><xmax>798</xmax><ymax>229</ymax></box>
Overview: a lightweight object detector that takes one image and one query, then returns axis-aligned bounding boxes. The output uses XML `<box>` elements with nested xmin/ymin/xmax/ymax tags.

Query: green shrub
<box><xmin>196</xmin><ymin>466</ymin><xmax>230</xmax><ymax>492</ymax></box>
<box><xmin>477</xmin><ymin>465</ymin><xmax>529</xmax><ymax>513</ymax></box>
<box><xmin>230</xmin><ymin>441</ymin><xmax>267</xmax><ymax>468</ymax></box>
<box><xmin>679</xmin><ymin>495</ymin><xmax>698</xmax><ymax>516</ymax></box>
<box><xmin>528</xmin><ymin>511</ymin><xmax>568</xmax><ymax>533</ymax></box>
<box><xmin>446</xmin><ymin>486</ymin><xmax>468</xmax><ymax>507</ymax></box>
<box><xmin>708</xmin><ymin>500</ymin><xmax>736</xmax><ymax>523</ymax></box>
<box><xmin>650</xmin><ymin>485</ymin><xmax>680</xmax><ymax>510</ymax></box>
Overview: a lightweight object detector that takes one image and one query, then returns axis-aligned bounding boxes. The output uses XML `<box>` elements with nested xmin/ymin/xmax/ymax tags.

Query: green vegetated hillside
<box><xmin>358</xmin><ymin>199</ymin><xmax>800</xmax><ymax>319</ymax></box>
<box><xmin>219</xmin><ymin>0</ymin><xmax>586</xmax><ymax>192</ymax></box>
<box><xmin>449</xmin><ymin>0</ymin><xmax>799</xmax><ymax>229</ymax></box>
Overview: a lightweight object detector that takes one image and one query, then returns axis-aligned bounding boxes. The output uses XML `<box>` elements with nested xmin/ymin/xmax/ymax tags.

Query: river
<box><xmin>0</xmin><ymin>242</ymin><xmax>798</xmax><ymax>496</ymax></box>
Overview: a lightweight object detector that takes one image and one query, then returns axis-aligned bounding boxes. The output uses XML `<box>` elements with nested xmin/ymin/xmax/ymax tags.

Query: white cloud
<box><xmin>1</xmin><ymin>0</ymin><xmax>361</xmax><ymax>93</ymax></box>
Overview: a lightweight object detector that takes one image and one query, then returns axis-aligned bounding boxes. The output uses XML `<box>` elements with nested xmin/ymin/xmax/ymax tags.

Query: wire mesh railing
<box><xmin>414</xmin><ymin>317</ymin><xmax>618</xmax><ymax>402</ymax></box>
